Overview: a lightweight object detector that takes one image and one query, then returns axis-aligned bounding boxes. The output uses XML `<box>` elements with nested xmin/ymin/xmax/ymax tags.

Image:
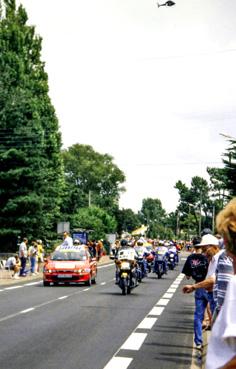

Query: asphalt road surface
<box><xmin>0</xmin><ymin>255</ymin><xmax>195</xmax><ymax>369</ymax></box>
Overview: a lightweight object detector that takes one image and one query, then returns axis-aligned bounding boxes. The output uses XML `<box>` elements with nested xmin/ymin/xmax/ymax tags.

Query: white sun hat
<box><xmin>197</xmin><ymin>234</ymin><xmax>219</xmax><ymax>247</ymax></box>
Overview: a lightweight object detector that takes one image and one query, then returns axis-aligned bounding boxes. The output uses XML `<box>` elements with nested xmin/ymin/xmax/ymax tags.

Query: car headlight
<box><xmin>81</xmin><ymin>268</ymin><xmax>90</xmax><ymax>273</ymax></box>
<box><xmin>44</xmin><ymin>269</ymin><xmax>52</xmax><ymax>273</ymax></box>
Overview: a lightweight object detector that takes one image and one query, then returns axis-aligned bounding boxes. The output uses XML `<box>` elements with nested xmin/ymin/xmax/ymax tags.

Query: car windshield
<box><xmin>51</xmin><ymin>250</ymin><xmax>87</xmax><ymax>261</ymax></box>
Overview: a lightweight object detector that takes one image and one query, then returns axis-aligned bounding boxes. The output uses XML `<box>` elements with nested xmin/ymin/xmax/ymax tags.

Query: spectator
<box><xmin>212</xmin><ymin>250</ymin><xmax>233</xmax><ymax>325</ymax></box>
<box><xmin>206</xmin><ymin>198</ymin><xmax>236</xmax><ymax>369</ymax></box>
<box><xmin>96</xmin><ymin>240</ymin><xmax>104</xmax><ymax>261</ymax></box>
<box><xmin>182</xmin><ymin>234</ymin><xmax>223</xmax><ymax>330</ymax></box>
<box><xmin>5</xmin><ymin>254</ymin><xmax>21</xmax><ymax>279</ymax></box>
<box><xmin>36</xmin><ymin>239</ymin><xmax>44</xmax><ymax>273</ymax></box>
<box><xmin>182</xmin><ymin>236</ymin><xmax>209</xmax><ymax>349</ymax></box>
<box><xmin>19</xmin><ymin>237</ymin><xmax>28</xmax><ymax>276</ymax></box>
<box><xmin>28</xmin><ymin>241</ymin><xmax>38</xmax><ymax>275</ymax></box>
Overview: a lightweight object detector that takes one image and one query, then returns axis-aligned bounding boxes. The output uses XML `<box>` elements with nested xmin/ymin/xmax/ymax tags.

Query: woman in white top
<box><xmin>206</xmin><ymin>198</ymin><xmax>236</xmax><ymax>369</ymax></box>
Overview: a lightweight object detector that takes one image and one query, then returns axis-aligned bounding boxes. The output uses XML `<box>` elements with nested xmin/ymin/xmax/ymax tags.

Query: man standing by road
<box><xmin>182</xmin><ymin>236</ymin><xmax>209</xmax><ymax>349</ymax></box>
<box><xmin>182</xmin><ymin>234</ymin><xmax>223</xmax><ymax>320</ymax></box>
<box><xmin>19</xmin><ymin>237</ymin><xmax>28</xmax><ymax>276</ymax></box>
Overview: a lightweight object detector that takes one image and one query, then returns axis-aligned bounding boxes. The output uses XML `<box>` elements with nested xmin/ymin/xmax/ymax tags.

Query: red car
<box><xmin>43</xmin><ymin>245</ymin><xmax>97</xmax><ymax>286</ymax></box>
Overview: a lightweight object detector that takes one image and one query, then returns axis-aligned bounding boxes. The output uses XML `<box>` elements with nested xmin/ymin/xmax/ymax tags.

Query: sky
<box><xmin>17</xmin><ymin>0</ymin><xmax>236</xmax><ymax>213</ymax></box>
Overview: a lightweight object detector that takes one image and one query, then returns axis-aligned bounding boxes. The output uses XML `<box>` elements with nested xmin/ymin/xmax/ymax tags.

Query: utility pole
<box><xmin>198</xmin><ymin>193</ymin><xmax>202</xmax><ymax>236</ymax></box>
<box><xmin>88</xmin><ymin>190</ymin><xmax>91</xmax><ymax>207</ymax></box>
<box><xmin>212</xmin><ymin>204</ymin><xmax>215</xmax><ymax>234</ymax></box>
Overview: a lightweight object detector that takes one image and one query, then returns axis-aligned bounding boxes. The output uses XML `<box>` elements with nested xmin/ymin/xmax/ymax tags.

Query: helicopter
<box><xmin>157</xmin><ymin>1</ymin><xmax>176</xmax><ymax>7</ymax></box>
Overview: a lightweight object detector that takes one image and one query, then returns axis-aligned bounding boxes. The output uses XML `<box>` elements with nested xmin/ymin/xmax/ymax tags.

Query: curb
<box><xmin>0</xmin><ymin>256</ymin><xmax>113</xmax><ymax>287</ymax></box>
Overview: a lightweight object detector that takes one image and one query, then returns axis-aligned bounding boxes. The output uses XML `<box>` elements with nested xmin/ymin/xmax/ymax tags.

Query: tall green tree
<box><xmin>115</xmin><ymin>208</ymin><xmax>140</xmax><ymax>235</ymax></box>
<box><xmin>175</xmin><ymin>176</ymin><xmax>212</xmax><ymax>236</ymax></box>
<box><xmin>71</xmin><ymin>206</ymin><xmax>117</xmax><ymax>240</ymax></box>
<box><xmin>61</xmin><ymin>144</ymin><xmax>125</xmax><ymax>218</ymax></box>
<box><xmin>138</xmin><ymin>198</ymin><xmax>167</xmax><ymax>238</ymax></box>
<box><xmin>221</xmin><ymin>139</ymin><xmax>236</xmax><ymax>197</ymax></box>
<box><xmin>0</xmin><ymin>0</ymin><xmax>64</xmax><ymax>249</ymax></box>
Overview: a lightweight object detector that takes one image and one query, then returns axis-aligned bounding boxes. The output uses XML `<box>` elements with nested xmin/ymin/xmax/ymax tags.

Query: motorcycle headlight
<box><xmin>121</xmin><ymin>262</ymin><xmax>130</xmax><ymax>270</ymax></box>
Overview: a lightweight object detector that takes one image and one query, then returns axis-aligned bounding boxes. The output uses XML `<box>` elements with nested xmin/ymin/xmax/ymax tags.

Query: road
<box><xmin>0</xmin><ymin>255</ymin><xmax>196</xmax><ymax>369</ymax></box>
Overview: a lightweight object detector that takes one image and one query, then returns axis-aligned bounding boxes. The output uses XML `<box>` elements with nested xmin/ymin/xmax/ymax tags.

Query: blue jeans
<box><xmin>194</xmin><ymin>289</ymin><xmax>216</xmax><ymax>345</ymax></box>
<box><xmin>30</xmin><ymin>257</ymin><xmax>36</xmax><ymax>273</ymax></box>
<box><xmin>20</xmin><ymin>257</ymin><xmax>27</xmax><ymax>276</ymax></box>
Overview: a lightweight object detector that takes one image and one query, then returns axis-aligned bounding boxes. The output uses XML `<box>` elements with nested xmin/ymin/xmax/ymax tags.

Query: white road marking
<box><xmin>171</xmin><ymin>283</ymin><xmax>180</xmax><ymax>287</ymax></box>
<box><xmin>83</xmin><ymin>288</ymin><xmax>90</xmax><ymax>291</ymax></box>
<box><xmin>98</xmin><ymin>264</ymin><xmax>113</xmax><ymax>269</ymax></box>
<box><xmin>58</xmin><ymin>296</ymin><xmax>68</xmax><ymax>300</ymax></box>
<box><xmin>20</xmin><ymin>308</ymin><xmax>35</xmax><ymax>314</ymax></box>
<box><xmin>156</xmin><ymin>298</ymin><xmax>169</xmax><ymax>306</ymax></box>
<box><xmin>103</xmin><ymin>356</ymin><xmax>133</xmax><ymax>369</ymax></box>
<box><xmin>25</xmin><ymin>282</ymin><xmax>41</xmax><ymax>286</ymax></box>
<box><xmin>121</xmin><ymin>332</ymin><xmax>147</xmax><ymax>351</ymax></box>
<box><xmin>148</xmin><ymin>306</ymin><xmax>165</xmax><ymax>316</ymax></box>
<box><xmin>4</xmin><ymin>286</ymin><xmax>23</xmax><ymax>290</ymax></box>
<box><xmin>163</xmin><ymin>293</ymin><xmax>173</xmax><ymax>299</ymax></box>
<box><xmin>167</xmin><ymin>288</ymin><xmax>177</xmax><ymax>293</ymax></box>
<box><xmin>137</xmin><ymin>317</ymin><xmax>157</xmax><ymax>330</ymax></box>
<box><xmin>101</xmin><ymin>282</ymin><xmax>106</xmax><ymax>285</ymax></box>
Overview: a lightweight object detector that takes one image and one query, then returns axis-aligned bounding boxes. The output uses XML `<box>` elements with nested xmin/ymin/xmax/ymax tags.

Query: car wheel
<box><xmin>85</xmin><ymin>276</ymin><xmax>92</xmax><ymax>286</ymax></box>
<box><xmin>43</xmin><ymin>281</ymin><xmax>50</xmax><ymax>286</ymax></box>
<box><xmin>92</xmin><ymin>276</ymin><xmax>96</xmax><ymax>284</ymax></box>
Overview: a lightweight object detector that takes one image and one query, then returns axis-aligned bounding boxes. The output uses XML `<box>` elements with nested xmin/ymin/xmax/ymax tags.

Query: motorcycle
<box><xmin>167</xmin><ymin>251</ymin><xmax>176</xmax><ymax>270</ymax></box>
<box><xmin>153</xmin><ymin>251</ymin><xmax>167</xmax><ymax>279</ymax></box>
<box><xmin>146</xmin><ymin>252</ymin><xmax>154</xmax><ymax>273</ymax></box>
<box><xmin>115</xmin><ymin>259</ymin><xmax>138</xmax><ymax>295</ymax></box>
<box><xmin>135</xmin><ymin>247</ymin><xmax>148</xmax><ymax>280</ymax></box>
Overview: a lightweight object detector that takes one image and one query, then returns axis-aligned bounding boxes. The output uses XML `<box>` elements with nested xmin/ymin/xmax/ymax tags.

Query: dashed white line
<box><xmin>103</xmin><ymin>356</ymin><xmax>133</xmax><ymax>369</ymax></box>
<box><xmin>58</xmin><ymin>296</ymin><xmax>68</xmax><ymax>300</ymax></box>
<box><xmin>163</xmin><ymin>292</ymin><xmax>173</xmax><ymax>299</ymax></box>
<box><xmin>137</xmin><ymin>317</ymin><xmax>157</xmax><ymax>330</ymax></box>
<box><xmin>83</xmin><ymin>288</ymin><xmax>90</xmax><ymax>291</ymax></box>
<box><xmin>101</xmin><ymin>282</ymin><xmax>106</xmax><ymax>285</ymax></box>
<box><xmin>167</xmin><ymin>288</ymin><xmax>177</xmax><ymax>293</ymax></box>
<box><xmin>156</xmin><ymin>298</ymin><xmax>169</xmax><ymax>306</ymax></box>
<box><xmin>148</xmin><ymin>306</ymin><xmax>165</xmax><ymax>316</ymax></box>
<box><xmin>121</xmin><ymin>332</ymin><xmax>147</xmax><ymax>351</ymax></box>
<box><xmin>25</xmin><ymin>282</ymin><xmax>41</xmax><ymax>286</ymax></box>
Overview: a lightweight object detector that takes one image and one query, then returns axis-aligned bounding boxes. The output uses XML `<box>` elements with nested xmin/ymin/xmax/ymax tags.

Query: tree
<box><xmin>175</xmin><ymin>176</ymin><xmax>212</xmax><ymax>236</ymax></box>
<box><xmin>221</xmin><ymin>139</ymin><xmax>236</xmax><ymax>197</ymax></box>
<box><xmin>115</xmin><ymin>208</ymin><xmax>140</xmax><ymax>235</ymax></box>
<box><xmin>0</xmin><ymin>1</ymin><xmax>64</xmax><ymax>249</ymax></box>
<box><xmin>138</xmin><ymin>198</ymin><xmax>167</xmax><ymax>238</ymax></box>
<box><xmin>61</xmin><ymin>144</ymin><xmax>125</xmax><ymax>217</ymax></box>
<box><xmin>71</xmin><ymin>206</ymin><xmax>117</xmax><ymax>240</ymax></box>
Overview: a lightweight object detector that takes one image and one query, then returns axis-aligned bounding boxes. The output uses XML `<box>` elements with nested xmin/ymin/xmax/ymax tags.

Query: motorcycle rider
<box><xmin>115</xmin><ymin>239</ymin><xmax>138</xmax><ymax>284</ymax></box>
<box><xmin>134</xmin><ymin>239</ymin><xmax>149</xmax><ymax>276</ymax></box>
<box><xmin>169</xmin><ymin>241</ymin><xmax>179</xmax><ymax>264</ymax></box>
<box><xmin>153</xmin><ymin>241</ymin><xmax>168</xmax><ymax>274</ymax></box>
